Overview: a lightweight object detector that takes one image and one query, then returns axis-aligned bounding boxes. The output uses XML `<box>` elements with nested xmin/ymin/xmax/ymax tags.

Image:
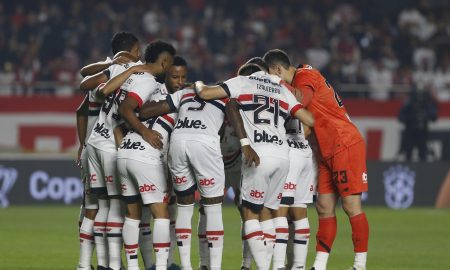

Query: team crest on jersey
<box><xmin>383</xmin><ymin>165</ymin><xmax>415</xmax><ymax>209</ymax></box>
<box><xmin>0</xmin><ymin>165</ymin><xmax>18</xmax><ymax>208</ymax></box>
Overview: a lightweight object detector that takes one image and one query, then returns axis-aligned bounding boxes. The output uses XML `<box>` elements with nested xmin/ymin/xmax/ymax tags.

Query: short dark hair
<box><xmin>263</xmin><ymin>49</ymin><xmax>291</xmax><ymax>69</ymax></box>
<box><xmin>246</xmin><ymin>57</ymin><xmax>268</xmax><ymax>71</ymax></box>
<box><xmin>173</xmin><ymin>55</ymin><xmax>187</xmax><ymax>67</ymax></box>
<box><xmin>111</xmin><ymin>32</ymin><xmax>139</xmax><ymax>55</ymax></box>
<box><xmin>238</xmin><ymin>63</ymin><xmax>263</xmax><ymax>76</ymax></box>
<box><xmin>144</xmin><ymin>40</ymin><xmax>176</xmax><ymax>63</ymax></box>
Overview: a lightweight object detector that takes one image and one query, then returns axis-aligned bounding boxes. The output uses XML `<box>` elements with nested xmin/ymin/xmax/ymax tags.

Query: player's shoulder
<box><xmin>293</xmin><ymin>64</ymin><xmax>322</xmax><ymax>84</ymax></box>
<box><xmin>295</xmin><ymin>64</ymin><xmax>322</xmax><ymax>78</ymax></box>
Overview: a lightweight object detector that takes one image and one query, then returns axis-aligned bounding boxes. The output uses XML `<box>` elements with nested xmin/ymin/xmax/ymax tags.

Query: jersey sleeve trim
<box><xmin>127</xmin><ymin>92</ymin><xmax>143</xmax><ymax>108</ymax></box>
<box><xmin>166</xmin><ymin>95</ymin><xmax>177</xmax><ymax>112</ymax></box>
<box><xmin>218</xmin><ymin>82</ymin><xmax>231</xmax><ymax>97</ymax></box>
<box><xmin>161</xmin><ymin>114</ymin><xmax>175</xmax><ymax>126</ymax></box>
<box><xmin>290</xmin><ymin>104</ymin><xmax>304</xmax><ymax>116</ymax></box>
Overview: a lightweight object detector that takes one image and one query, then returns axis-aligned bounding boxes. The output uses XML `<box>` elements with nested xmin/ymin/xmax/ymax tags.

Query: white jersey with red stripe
<box><xmin>221</xmin><ymin>71</ymin><xmax>303</xmax><ymax>159</ymax></box>
<box><xmin>118</xmin><ymin>83</ymin><xmax>176</xmax><ymax>165</ymax></box>
<box><xmin>285</xmin><ymin>118</ymin><xmax>311</xmax><ymax>152</ymax></box>
<box><xmin>166</xmin><ymin>88</ymin><xmax>229</xmax><ymax>144</ymax></box>
<box><xmin>87</xmin><ymin>61</ymin><xmax>160</xmax><ymax>153</ymax></box>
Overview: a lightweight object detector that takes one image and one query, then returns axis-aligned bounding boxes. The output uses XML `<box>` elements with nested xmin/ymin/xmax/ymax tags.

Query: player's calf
<box><xmin>241</xmin><ymin>204</ymin><xmax>268</xmax><ymax>270</ymax></box>
<box><xmin>197</xmin><ymin>207</ymin><xmax>210</xmax><ymax>269</ymax></box>
<box><xmin>150</xmin><ymin>203</ymin><xmax>170</xmax><ymax>270</ymax></box>
<box><xmin>175</xmin><ymin>190</ymin><xmax>196</xmax><ymax>270</ymax></box>
<box><xmin>202</xmin><ymin>196</ymin><xmax>224</xmax><ymax>270</ymax></box>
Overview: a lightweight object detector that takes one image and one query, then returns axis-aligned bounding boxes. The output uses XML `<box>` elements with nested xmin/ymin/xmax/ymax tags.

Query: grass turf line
<box><xmin>0</xmin><ymin>206</ymin><xmax>449</xmax><ymax>269</ymax></box>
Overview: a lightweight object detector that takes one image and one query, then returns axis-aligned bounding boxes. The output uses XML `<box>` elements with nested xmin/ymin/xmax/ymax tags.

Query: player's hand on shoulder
<box><xmin>142</xmin><ymin>129</ymin><xmax>163</xmax><ymax>150</ymax></box>
<box><xmin>130</xmin><ymin>64</ymin><xmax>152</xmax><ymax>74</ymax></box>
<box><xmin>242</xmin><ymin>145</ymin><xmax>260</xmax><ymax>167</ymax></box>
<box><xmin>112</xmin><ymin>55</ymin><xmax>133</xmax><ymax>65</ymax></box>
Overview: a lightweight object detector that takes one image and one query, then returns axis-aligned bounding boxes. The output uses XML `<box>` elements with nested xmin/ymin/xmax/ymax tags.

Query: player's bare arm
<box><xmin>75</xmin><ymin>96</ymin><xmax>88</xmax><ymax>166</ymax></box>
<box><xmin>293</xmin><ymin>108</ymin><xmax>314</xmax><ymax>127</ymax></box>
<box><xmin>97</xmin><ymin>64</ymin><xmax>152</xmax><ymax>100</ymax></box>
<box><xmin>118</xmin><ymin>97</ymin><xmax>163</xmax><ymax>149</ymax></box>
<box><xmin>79</xmin><ymin>51</ymin><xmax>135</xmax><ymax>77</ymax></box>
<box><xmin>303</xmin><ymin>123</ymin><xmax>312</xmax><ymax>138</ymax></box>
<box><xmin>194</xmin><ymin>81</ymin><xmax>229</xmax><ymax>100</ymax></box>
<box><xmin>225</xmin><ymin>99</ymin><xmax>260</xmax><ymax>167</ymax></box>
<box><xmin>80</xmin><ymin>70</ymin><xmax>108</xmax><ymax>92</ymax></box>
<box><xmin>138</xmin><ymin>100</ymin><xmax>173</xmax><ymax>120</ymax></box>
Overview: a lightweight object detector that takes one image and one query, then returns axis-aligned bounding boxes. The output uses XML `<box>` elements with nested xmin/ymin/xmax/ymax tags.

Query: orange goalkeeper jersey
<box><xmin>291</xmin><ymin>65</ymin><xmax>363</xmax><ymax>159</ymax></box>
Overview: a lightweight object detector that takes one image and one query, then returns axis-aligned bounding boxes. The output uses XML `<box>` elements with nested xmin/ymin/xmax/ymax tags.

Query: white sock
<box><xmin>153</xmin><ymin>218</ymin><xmax>171</xmax><ymax>270</ymax></box>
<box><xmin>106</xmin><ymin>199</ymin><xmax>124</xmax><ymax>270</ymax></box>
<box><xmin>197</xmin><ymin>211</ymin><xmax>210</xmax><ymax>267</ymax></box>
<box><xmin>312</xmin><ymin>251</ymin><xmax>329</xmax><ymax>270</ymax></box>
<box><xmin>272</xmin><ymin>217</ymin><xmax>289</xmax><ymax>269</ymax></box>
<box><xmin>354</xmin><ymin>252</ymin><xmax>367</xmax><ymax>268</ymax></box>
<box><xmin>140</xmin><ymin>207</ymin><xmax>153</xmax><ymax>269</ymax></box>
<box><xmin>241</xmin><ymin>221</ymin><xmax>253</xmax><ymax>268</ymax></box>
<box><xmin>204</xmin><ymin>204</ymin><xmax>224</xmax><ymax>270</ymax></box>
<box><xmin>78</xmin><ymin>217</ymin><xmax>95</xmax><ymax>268</ymax></box>
<box><xmin>261</xmin><ymin>219</ymin><xmax>276</xmax><ymax>268</ymax></box>
<box><xmin>168</xmin><ymin>203</ymin><xmax>177</xmax><ymax>266</ymax></box>
<box><xmin>175</xmin><ymin>204</ymin><xmax>194</xmax><ymax>270</ymax></box>
<box><xmin>123</xmin><ymin>217</ymin><xmax>140</xmax><ymax>270</ymax></box>
<box><xmin>244</xmin><ymin>219</ymin><xmax>267</xmax><ymax>270</ymax></box>
<box><xmin>94</xmin><ymin>199</ymin><xmax>109</xmax><ymax>268</ymax></box>
<box><xmin>293</xmin><ymin>218</ymin><xmax>310</xmax><ymax>269</ymax></box>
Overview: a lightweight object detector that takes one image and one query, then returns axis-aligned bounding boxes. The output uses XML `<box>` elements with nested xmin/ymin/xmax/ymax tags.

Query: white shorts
<box><xmin>117</xmin><ymin>158</ymin><xmax>169</xmax><ymax>205</ymax></box>
<box><xmin>86</xmin><ymin>144</ymin><xmax>120</xmax><ymax>196</ymax></box>
<box><xmin>80</xmin><ymin>146</ymin><xmax>98</xmax><ymax>209</ymax></box>
<box><xmin>280</xmin><ymin>148</ymin><xmax>317</xmax><ymax>207</ymax></box>
<box><xmin>224</xmin><ymin>150</ymin><xmax>242</xmax><ymax>190</ymax></box>
<box><xmin>168</xmin><ymin>139</ymin><xmax>225</xmax><ymax>199</ymax></box>
<box><xmin>240</xmin><ymin>155</ymin><xmax>289</xmax><ymax>211</ymax></box>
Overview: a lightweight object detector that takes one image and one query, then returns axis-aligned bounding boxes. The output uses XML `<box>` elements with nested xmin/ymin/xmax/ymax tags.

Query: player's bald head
<box><xmin>263</xmin><ymin>49</ymin><xmax>291</xmax><ymax>69</ymax></box>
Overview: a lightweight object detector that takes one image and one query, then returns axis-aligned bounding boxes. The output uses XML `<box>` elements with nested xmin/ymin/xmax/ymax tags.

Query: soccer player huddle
<box><xmin>75</xmin><ymin>32</ymin><xmax>369</xmax><ymax>270</ymax></box>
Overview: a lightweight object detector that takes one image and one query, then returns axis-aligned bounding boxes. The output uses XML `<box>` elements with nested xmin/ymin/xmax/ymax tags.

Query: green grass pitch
<box><xmin>1</xmin><ymin>205</ymin><xmax>449</xmax><ymax>270</ymax></box>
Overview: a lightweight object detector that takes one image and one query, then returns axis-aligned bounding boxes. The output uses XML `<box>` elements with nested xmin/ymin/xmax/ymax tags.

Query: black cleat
<box><xmin>241</xmin><ymin>267</ymin><xmax>250</xmax><ymax>270</ymax></box>
<box><xmin>198</xmin><ymin>266</ymin><xmax>209</xmax><ymax>270</ymax></box>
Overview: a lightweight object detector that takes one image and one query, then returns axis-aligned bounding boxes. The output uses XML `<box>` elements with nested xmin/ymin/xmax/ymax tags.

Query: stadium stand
<box><xmin>0</xmin><ymin>0</ymin><xmax>449</xmax><ymax>100</ymax></box>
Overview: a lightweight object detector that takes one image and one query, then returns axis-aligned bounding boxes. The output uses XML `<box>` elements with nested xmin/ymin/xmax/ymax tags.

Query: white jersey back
<box><xmin>285</xmin><ymin>118</ymin><xmax>311</xmax><ymax>151</ymax></box>
<box><xmin>167</xmin><ymin>88</ymin><xmax>228</xmax><ymax>143</ymax></box>
<box><xmin>118</xmin><ymin>84</ymin><xmax>177</xmax><ymax>164</ymax></box>
<box><xmin>222</xmin><ymin>71</ymin><xmax>303</xmax><ymax>158</ymax></box>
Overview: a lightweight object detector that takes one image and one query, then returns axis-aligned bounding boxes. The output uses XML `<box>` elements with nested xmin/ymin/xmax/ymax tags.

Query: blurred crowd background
<box><xmin>0</xmin><ymin>0</ymin><xmax>449</xmax><ymax>100</ymax></box>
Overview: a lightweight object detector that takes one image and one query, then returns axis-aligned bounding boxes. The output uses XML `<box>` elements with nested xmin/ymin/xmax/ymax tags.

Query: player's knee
<box><xmin>126</xmin><ymin>203</ymin><xmax>142</xmax><ymax>220</ymax></box>
<box><xmin>289</xmin><ymin>206</ymin><xmax>308</xmax><ymax>220</ymax></box>
<box><xmin>315</xmin><ymin>199</ymin><xmax>335</xmax><ymax>217</ymax></box>
<box><xmin>84</xmin><ymin>209</ymin><xmax>98</xmax><ymax>220</ymax></box>
<box><xmin>341</xmin><ymin>195</ymin><xmax>363</xmax><ymax>217</ymax></box>
<box><xmin>201</xmin><ymin>195</ymin><xmax>223</xmax><ymax>205</ymax></box>
<box><xmin>176</xmin><ymin>193</ymin><xmax>195</xmax><ymax>205</ymax></box>
<box><xmin>150</xmin><ymin>203</ymin><xmax>169</xmax><ymax>219</ymax></box>
<box><xmin>241</xmin><ymin>199</ymin><xmax>264</xmax><ymax>218</ymax></box>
